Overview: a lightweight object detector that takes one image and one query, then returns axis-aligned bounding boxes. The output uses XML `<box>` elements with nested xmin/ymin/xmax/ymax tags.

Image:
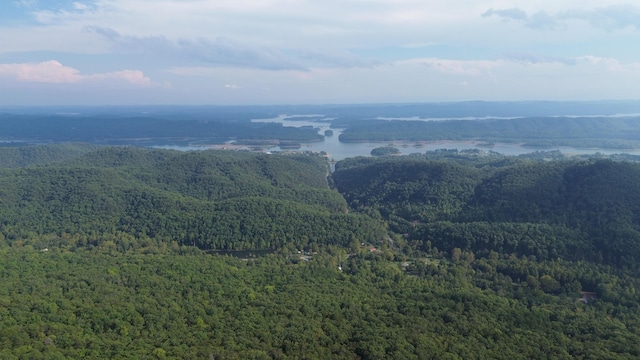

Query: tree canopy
<box><xmin>2</xmin><ymin>145</ymin><xmax>640</xmax><ymax>358</ymax></box>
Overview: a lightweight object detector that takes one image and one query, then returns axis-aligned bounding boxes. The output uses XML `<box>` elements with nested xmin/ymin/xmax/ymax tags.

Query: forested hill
<box><xmin>0</xmin><ymin>146</ymin><xmax>384</xmax><ymax>252</ymax></box>
<box><xmin>0</xmin><ymin>143</ymin><xmax>100</xmax><ymax>168</ymax></box>
<box><xmin>333</xmin><ymin>154</ymin><xmax>640</xmax><ymax>267</ymax></box>
<box><xmin>5</xmin><ymin>145</ymin><xmax>640</xmax><ymax>358</ymax></box>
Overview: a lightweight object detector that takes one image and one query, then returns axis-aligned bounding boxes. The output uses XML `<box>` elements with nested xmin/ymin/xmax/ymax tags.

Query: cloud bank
<box><xmin>0</xmin><ymin>60</ymin><xmax>153</xmax><ymax>86</ymax></box>
<box><xmin>1</xmin><ymin>1</ymin><xmax>640</xmax><ymax>104</ymax></box>
<box><xmin>84</xmin><ymin>26</ymin><xmax>377</xmax><ymax>71</ymax></box>
<box><xmin>483</xmin><ymin>5</ymin><xmax>640</xmax><ymax>31</ymax></box>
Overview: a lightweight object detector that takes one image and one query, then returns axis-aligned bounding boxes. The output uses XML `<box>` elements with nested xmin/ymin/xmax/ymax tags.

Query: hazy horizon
<box><xmin>2</xmin><ymin>1</ymin><xmax>640</xmax><ymax>106</ymax></box>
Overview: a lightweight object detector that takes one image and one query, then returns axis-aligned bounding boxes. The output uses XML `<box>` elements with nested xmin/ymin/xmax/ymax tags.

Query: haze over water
<box><xmin>252</xmin><ymin>115</ymin><xmax>640</xmax><ymax>161</ymax></box>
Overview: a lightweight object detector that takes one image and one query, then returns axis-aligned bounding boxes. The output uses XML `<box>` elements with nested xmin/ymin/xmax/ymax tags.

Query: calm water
<box><xmin>251</xmin><ymin>115</ymin><xmax>640</xmax><ymax>161</ymax></box>
<box><xmin>156</xmin><ymin>115</ymin><xmax>640</xmax><ymax>161</ymax></box>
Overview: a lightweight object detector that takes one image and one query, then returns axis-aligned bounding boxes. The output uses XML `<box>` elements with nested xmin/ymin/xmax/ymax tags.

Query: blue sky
<box><xmin>1</xmin><ymin>0</ymin><xmax>640</xmax><ymax>105</ymax></box>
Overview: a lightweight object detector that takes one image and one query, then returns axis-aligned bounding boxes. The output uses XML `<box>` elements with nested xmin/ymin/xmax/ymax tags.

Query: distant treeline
<box><xmin>10</xmin><ymin>100</ymin><xmax>640</xmax><ymax>119</ymax></box>
<box><xmin>0</xmin><ymin>114</ymin><xmax>321</xmax><ymax>145</ymax></box>
<box><xmin>337</xmin><ymin>117</ymin><xmax>640</xmax><ymax>149</ymax></box>
<box><xmin>6</xmin><ymin>101</ymin><xmax>640</xmax><ymax>148</ymax></box>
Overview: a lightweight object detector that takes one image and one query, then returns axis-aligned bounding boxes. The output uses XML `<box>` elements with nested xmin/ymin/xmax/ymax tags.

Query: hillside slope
<box><xmin>333</xmin><ymin>155</ymin><xmax>640</xmax><ymax>266</ymax></box>
<box><xmin>0</xmin><ymin>146</ymin><xmax>384</xmax><ymax>252</ymax></box>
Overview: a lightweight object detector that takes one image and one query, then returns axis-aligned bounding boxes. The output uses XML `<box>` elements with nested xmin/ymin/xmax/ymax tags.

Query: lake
<box><xmin>250</xmin><ymin>115</ymin><xmax>640</xmax><ymax>161</ymax></box>
<box><xmin>156</xmin><ymin>114</ymin><xmax>640</xmax><ymax>161</ymax></box>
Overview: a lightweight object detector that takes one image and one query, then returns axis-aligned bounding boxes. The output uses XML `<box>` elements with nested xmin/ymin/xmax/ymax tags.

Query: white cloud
<box><xmin>13</xmin><ymin>0</ymin><xmax>37</xmax><ymax>9</ymax></box>
<box><xmin>6</xmin><ymin>0</ymin><xmax>486</xmax><ymax>52</ymax></box>
<box><xmin>2</xmin><ymin>1</ymin><xmax>640</xmax><ymax>104</ymax></box>
<box><xmin>503</xmin><ymin>53</ymin><xmax>578</xmax><ymax>66</ymax></box>
<box><xmin>73</xmin><ymin>2</ymin><xmax>89</xmax><ymax>11</ymax></box>
<box><xmin>160</xmin><ymin>54</ymin><xmax>640</xmax><ymax>104</ymax></box>
<box><xmin>84</xmin><ymin>27</ymin><xmax>308</xmax><ymax>71</ymax></box>
<box><xmin>32</xmin><ymin>1</ymin><xmax>102</xmax><ymax>25</ymax></box>
<box><xmin>0</xmin><ymin>60</ymin><xmax>82</xmax><ymax>83</ymax></box>
<box><xmin>83</xmin><ymin>26</ymin><xmax>377</xmax><ymax>71</ymax></box>
<box><xmin>5</xmin><ymin>1</ymin><xmax>636</xmax><ymax>61</ymax></box>
<box><xmin>3</xmin><ymin>53</ymin><xmax>640</xmax><ymax>105</ymax></box>
<box><xmin>406</xmin><ymin>58</ymin><xmax>500</xmax><ymax>76</ymax></box>
<box><xmin>575</xmin><ymin>55</ymin><xmax>640</xmax><ymax>72</ymax></box>
<box><xmin>483</xmin><ymin>8</ymin><xmax>562</xmax><ymax>30</ymax></box>
<box><xmin>483</xmin><ymin>4</ymin><xmax>640</xmax><ymax>31</ymax></box>
<box><xmin>561</xmin><ymin>5</ymin><xmax>640</xmax><ymax>31</ymax></box>
<box><xmin>483</xmin><ymin>8</ymin><xmax>528</xmax><ymax>21</ymax></box>
<box><xmin>0</xmin><ymin>60</ymin><xmax>154</xmax><ymax>86</ymax></box>
<box><xmin>90</xmin><ymin>69</ymin><xmax>153</xmax><ymax>86</ymax></box>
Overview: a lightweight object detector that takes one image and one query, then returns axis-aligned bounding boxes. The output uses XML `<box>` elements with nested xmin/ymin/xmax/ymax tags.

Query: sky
<box><xmin>1</xmin><ymin>0</ymin><xmax>640</xmax><ymax>105</ymax></box>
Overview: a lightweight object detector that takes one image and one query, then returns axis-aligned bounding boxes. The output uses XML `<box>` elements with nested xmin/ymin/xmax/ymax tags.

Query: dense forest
<box><xmin>3</xmin><ymin>144</ymin><xmax>640</xmax><ymax>358</ymax></box>
<box><xmin>333</xmin><ymin>152</ymin><xmax>640</xmax><ymax>267</ymax></box>
<box><xmin>0</xmin><ymin>146</ymin><xmax>382</xmax><ymax>252</ymax></box>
